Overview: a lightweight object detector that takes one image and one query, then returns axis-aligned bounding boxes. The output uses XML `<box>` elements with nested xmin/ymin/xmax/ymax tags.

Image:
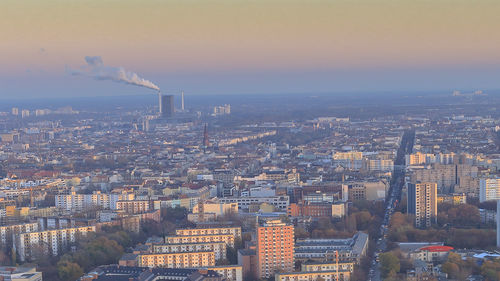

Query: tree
<box><xmin>379</xmin><ymin>252</ymin><xmax>400</xmax><ymax>278</ymax></box>
<box><xmin>384</xmin><ymin>269</ymin><xmax>398</xmax><ymax>281</ymax></box>
<box><xmin>57</xmin><ymin>261</ymin><xmax>83</xmax><ymax>281</ymax></box>
<box><xmin>227</xmin><ymin>246</ymin><xmax>238</xmax><ymax>264</ymax></box>
<box><xmin>480</xmin><ymin>260</ymin><xmax>500</xmax><ymax>281</ymax></box>
<box><xmin>162</xmin><ymin>207</ymin><xmax>188</xmax><ymax>223</ymax></box>
<box><xmin>442</xmin><ymin>262</ymin><xmax>460</xmax><ymax>279</ymax></box>
<box><xmin>295</xmin><ymin>227</ymin><xmax>310</xmax><ymax>239</ymax></box>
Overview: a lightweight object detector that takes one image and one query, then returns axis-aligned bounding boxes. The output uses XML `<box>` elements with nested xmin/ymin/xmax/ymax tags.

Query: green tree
<box><xmin>295</xmin><ymin>227</ymin><xmax>310</xmax><ymax>239</ymax></box>
<box><xmin>442</xmin><ymin>262</ymin><xmax>460</xmax><ymax>279</ymax></box>
<box><xmin>57</xmin><ymin>261</ymin><xmax>83</xmax><ymax>281</ymax></box>
<box><xmin>480</xmin><ymin>260</ymin><xmax>500</xmax><ymax>281</ymax></box>
<box><xmin>227</xmin><ymin>246</ymin><xmax>238</xmax><ymax>264</ymax></box>
<box><xmin>379</xmin><ymin>252</ymin><xmax>400</xmax><ymax>278</ymax></box>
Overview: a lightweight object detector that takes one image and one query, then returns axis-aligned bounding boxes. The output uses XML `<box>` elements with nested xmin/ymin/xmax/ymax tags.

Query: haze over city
<box><xmin>2</xmin><ymin>0</ymin><xmax>500</xmax><ymax>97</ymax></box>
<box><xmin>1</xmin><ymin>1</ymin><xmax>500</xmax><ymax>281</ymax></box>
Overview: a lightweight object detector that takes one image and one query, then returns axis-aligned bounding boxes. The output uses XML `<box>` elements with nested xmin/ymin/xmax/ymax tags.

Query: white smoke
<box><xmin>67</xmin><ymin>56</ymin><xmax>160</xmax><ymax>91</ymax></box>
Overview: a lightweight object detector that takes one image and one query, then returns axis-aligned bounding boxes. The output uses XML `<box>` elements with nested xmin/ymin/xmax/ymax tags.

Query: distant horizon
<box><xmin>1</xmin><ymin>87</ymin><xmax>500</xmax><ymax>101</ymax></box>
<box><xmin>2</xmin><ymin>0</ymin><xmax>500</xmax><ymax>98</ymax></box>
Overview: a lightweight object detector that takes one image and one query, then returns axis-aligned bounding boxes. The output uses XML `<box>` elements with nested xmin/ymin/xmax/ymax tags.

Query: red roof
<box><xmin>420</xmin><ymin>246</ymin><xmax>454</xmax><ymax>252</ymax></box>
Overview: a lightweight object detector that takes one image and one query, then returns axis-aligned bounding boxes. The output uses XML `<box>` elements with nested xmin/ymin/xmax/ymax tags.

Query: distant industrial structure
<box><xmin>159</xmin><ymin>93</ymin><xmax>174</xmax><ymax>118</ymax></box>
<box><xmin>181</xmin><ymin>91</ymin><xmax>185</xmax><ymax>111</ymax></box>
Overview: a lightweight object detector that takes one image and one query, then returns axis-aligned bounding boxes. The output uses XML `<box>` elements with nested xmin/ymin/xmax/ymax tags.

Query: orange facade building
<box><xmin>256</xmin><ymin>220</ymin><xmax>294</xmax><ymax>279</ymax></box>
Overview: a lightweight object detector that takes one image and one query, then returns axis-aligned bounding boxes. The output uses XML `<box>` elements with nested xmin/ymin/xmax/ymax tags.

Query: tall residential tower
<box><xmin>256</xmin><ymin>219</ymin><xmax>294</xmax><ymax>279</ymax></box>
<box><xmin>407</xmin><ymin>182</ymin><xmax>437</xmax><ymax>228</ymax></box>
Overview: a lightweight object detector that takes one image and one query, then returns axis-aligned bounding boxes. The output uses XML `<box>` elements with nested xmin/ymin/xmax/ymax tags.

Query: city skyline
<box><xmin>2</xmin><ymin>0</ymin><xmax>500</xmax><ymax>97</ymax></box>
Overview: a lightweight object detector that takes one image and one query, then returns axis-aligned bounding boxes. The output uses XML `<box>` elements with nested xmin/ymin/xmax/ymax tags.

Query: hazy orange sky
<box><xmin>1</xmin><ymin>0</ymin><xmax>500</xmax><ymax>97</ymax></box>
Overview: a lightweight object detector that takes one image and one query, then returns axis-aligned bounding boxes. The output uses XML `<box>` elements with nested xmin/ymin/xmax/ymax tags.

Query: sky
<box><xmin>1</xmin><ymin>0</ymin><xmax>500</xmax><ymax>98</ymax></box>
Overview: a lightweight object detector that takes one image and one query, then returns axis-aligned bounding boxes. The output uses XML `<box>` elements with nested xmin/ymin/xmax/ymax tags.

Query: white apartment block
<box><xmin>175</xmin><ymin>227</ymin><xmax>242</xmax><ymax>239</ymax></box>
<box><xmin>365</xmin><ymin>159</ymin><xmax>394</xmax><ymax>172</ymax></box>
<box><xmin>55</xmin><ymin>191</ymin><xmax>134</xmax><ymax>211</ymax></box>
<box><xmin>152</xmin><ymin>242</ymin><xmax>227</xmax><ymax>261</ymax></box>
<box><xmin>218</xmin><ymin>196</ymin><xmax>289</xmax><ymax>211</ymax></box>
<box><xmin>164</xmin><ymin>234</ymin><xmax>235</xmax><ymax>248</ymax></box>
<box><xmin>479</xmin><ymin>178</ymin><xmax>500</xmax><ymax>203</ymax></box>
<box><xmin>0</xmin><ymin>222</ymin><xmax>39</xmax><ymax>245</ymax></box>
<box><xmin>137</xmin><ymin>251</ymin><xmax>215</xmax><ymax>268</ymax></box>
<box><xmin>16</xmin><ymin>226</ymin><xmax>95</xmax><ymax>261</ymax></box>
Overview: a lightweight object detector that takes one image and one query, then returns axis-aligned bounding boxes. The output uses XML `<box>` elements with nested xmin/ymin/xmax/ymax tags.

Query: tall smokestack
<box><xmin>158</xmin><ymin>92</ymin><xmax>162</xmax><ymax>114</ymax></box>
<box><xmin>181</xmin><ymin>91</ymin><xmax>185</xmax><ymax>111</ymax></box>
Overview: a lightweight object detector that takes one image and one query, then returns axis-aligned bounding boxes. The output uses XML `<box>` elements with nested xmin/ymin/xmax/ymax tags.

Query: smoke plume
<box><xmin>67</xmin><ymin>56</ymin><xmax>160</xmax><ymax>91</ymax></box>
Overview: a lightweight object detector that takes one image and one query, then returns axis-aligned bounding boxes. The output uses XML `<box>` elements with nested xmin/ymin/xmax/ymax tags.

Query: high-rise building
<box><xmin>479</xmin><ymin>178</ymin><xmax>500</xmax><ymax>203</ymax></box>
<box><xmin>256</xmin><ymin>219</ymin><xmax>294</xmax><ymax>279</ymax></box>
<box><xmin>160</xmin><ymin>94</ymin><xmax>174</xmax><ymax>118</ymax></box>
<box><xmin>21</xmin><ymin>109</ymin><xmax>30</xmax><ymax>118</ymax></box>
<box><xmin>407</xmin><ymin>182</ymin><xmax>437</xmax><ymax>228</ymax></box>
<box><xmin>203</xmin><ymin>123</ymin><xmax>209</xmax><ymax>149</ymax></box>
<box><xmin>497</xmin><ymin>200</ymin><xmax>500</xmax><ymax>248</ymax></box>
<box><xmin>11</xmin><ymin>107</ymin><xmax>19</xmax><ymax>116</ymax></box>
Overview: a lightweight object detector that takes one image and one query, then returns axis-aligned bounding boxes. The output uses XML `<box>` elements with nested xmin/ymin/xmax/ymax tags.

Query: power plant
<box><xmin>181</xmin><ymin>91</ymin><xmax>185</xmax><ymax>111</ymax></box>
<box><xmin>158</xmin><ymin>93</ymin><xmax>174</xmax><ymax>118</ymax></box>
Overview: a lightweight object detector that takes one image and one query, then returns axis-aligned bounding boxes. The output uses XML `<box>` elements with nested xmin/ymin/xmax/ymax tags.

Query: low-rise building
<box><xmin>0</xmin><ymin>266</ymin><xmax>42</xmax><ymax>281</ymax></box>
<box><xmin>80</xmin><ymin>265</ymin><xmax>222</xmax><ymax>281</ymax></box>
<box><xmin>295</xmin><ymin>232</ymin><xmax>368</xmax><ymax>264</ymax></box>
<box><xmin>204</xmin><ymin>265</ymin><xmax>242</xmax><ymax>281</ymax></box>
<box><xmin>437</xmin><ymin>193</ymin><xmax>467</xmax><ymax>205</ymax></box>
<box><xmin>301</xmin><ymin>261</ymin><xmax>354</xmax><ymax>273</ymax></box>
<box><xmin>275</xmin><ymin>270</ymin><xmax>351</xmax><ymax>281</ymax></box>
<box><xmin>218</xmin><ymin>196</ymin><xmax>289</xmax><ymax>211</ymax></box>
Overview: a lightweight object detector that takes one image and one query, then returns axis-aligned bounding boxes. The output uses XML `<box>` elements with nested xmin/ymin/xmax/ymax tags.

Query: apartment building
<box><xmin>346</xmin><ymin>180</ymin><xmax>387</xmax><ymax>201</ymax></box>
<box><xmin>191</xmin><ymin>200</ymin><xmax>238</xmax><ymax>218</ymax></box>
<box><xmin>0</xmin><ymin>222</ymin><xmax>39</xmax><ymax>245</ymax></box>
<box><xmin>479</xmin><ymin>178</ymin><xmax>500</xmax><ymax>202</ymax></box>
<box><xmin>437</xmin><ymin>193</ymin><xmax>467</xmax><ymax>205</ymax></box>
<box><xmin>152</xmin><ymin>242</ymin><xmax>227</xmax><ymax>261</ymax></box>
<box><xmin>137</xmin><ymin>251</ymin><xmax>215</xmax><ymax>268</ymax></box>
<box><xmin>411</xmin><ymin>164</ymin><xmax>478</xmax><ymax>194</ymax></box>
<box><xmin>16</xmin><ymin>226</ymin><xmax>95</xmax><ymax>261</ymax></box>
<box><xmin>116</xmin><ymin>200</ymin><xmax>152</xmax><ymax>214</ymax></box>
<box><xmin>175</xmin><ymin>226</ymin><xmax>241</xmax><ymax>239</ymax></box>
<box><xmin>55</xmin><ymin>191</ymin><xmax>134</xmax><ymax>211</ymax></box>
<box><xmin>218</xmin><ymin>196</ymin><xmax>289</xmax><ymax>211</ymax></box>
<box><xmin>301</xmin><ymin>261</ymin><xmax>354</xmax><ymax>273</ymax></box>
<box><xmin>165</xmin><ymin>234</ymin><xmax>235</xmax><ymax>248</ymax></box>
<box><xmin>275</xmin><ymin>270</ymin><xmax>351</xmax><ymax>281</ymax></box>
<box><xmin>295</xmin><ymin>232</ymin><xmax>369</xmax><ymax>264</ymax></box>
<box><xmin>287</xmin><ymin>202</ymin><xmax>346</xmax><ymax>218</ymax></box>
<box><xmin>256</xmin><ymin>220</ymin><xmax>294</xmax><ymax>279</ymax></box>
<box><xmin>364</xmin><ymin>159</ymin><xmax>394</xmax><ymax>172</ymax></box>
<box><xmin>408</xmin><ymin>182</ymin><xmax>437</xmax><ymax>228</ymax></box>
<box><xmin>203</xmin><ymin>265</ymin><xmax>242</xmax><ymax>281</ymax></box>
